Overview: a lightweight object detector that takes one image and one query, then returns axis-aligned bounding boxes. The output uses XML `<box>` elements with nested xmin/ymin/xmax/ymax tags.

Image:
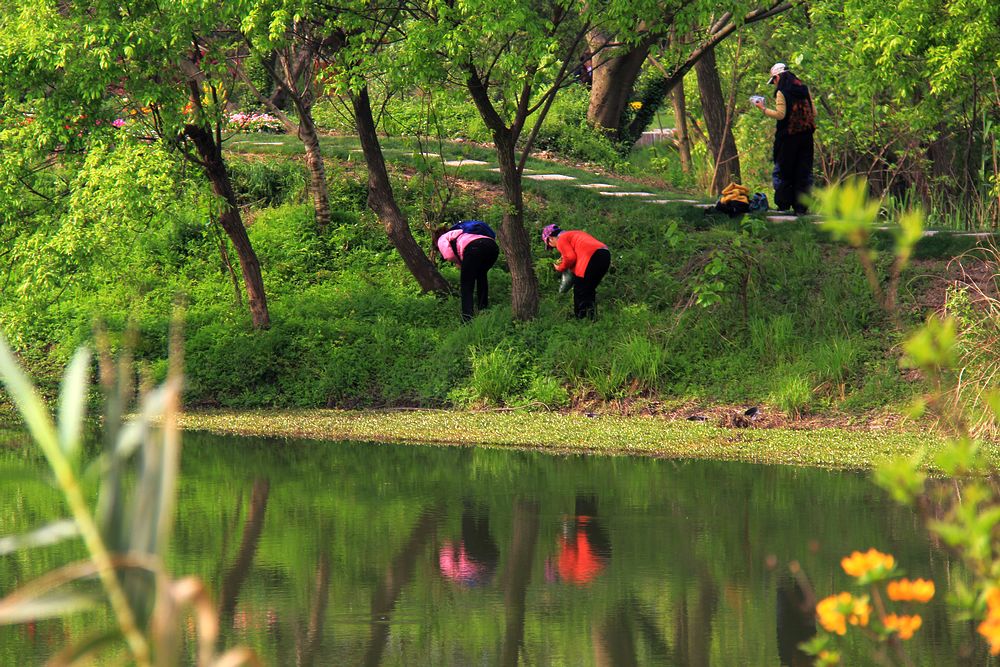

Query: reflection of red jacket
<box><xmin>557</xmin><ymin>517</ymin><xmax>606</xmax><ymax>585</ymax></box>
<box><xmin>554</xmin><ymin>231</ymin><xmax>607</xmax><ymax>279</ymax></box>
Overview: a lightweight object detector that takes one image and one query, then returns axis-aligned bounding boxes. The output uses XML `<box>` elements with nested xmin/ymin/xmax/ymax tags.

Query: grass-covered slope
<box><xmin>2</xmin><ymin>133</ymin><xmax>988</xmax><ymax>417</ymax></box>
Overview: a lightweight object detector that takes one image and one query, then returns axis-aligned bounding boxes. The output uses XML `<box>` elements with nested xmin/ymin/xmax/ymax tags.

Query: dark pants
<box><xmin>572</xmin><ymin>248</ymin><xmax>611</xmax><ymax>319</ymax></box>
<box><xmin>460</xmin><ymin>239</ymin><xmax>499</xmax><ymax>321</ymax></box>
<box><xmin>773</xmin><ymin>131</ymin><xmax>814</xmax><ymax>214</ymax></box>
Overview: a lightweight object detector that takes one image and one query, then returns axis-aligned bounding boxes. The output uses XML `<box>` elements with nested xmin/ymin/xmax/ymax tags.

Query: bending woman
<box><xmin>435</xmin><ymin>226</ymin><xmax>500</xmax><ymax>321</ymax></box>
<box><xmin>542</xmin><ymin>224</ymin><xmax>611</xmax><ymax>320</ymax></box>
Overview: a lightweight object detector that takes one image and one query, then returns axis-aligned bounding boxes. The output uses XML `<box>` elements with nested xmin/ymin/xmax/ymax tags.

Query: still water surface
<box><xmin>0</xmin><ymin>429</ymin><xmax>992</xmax><ymax>665</ymax></box>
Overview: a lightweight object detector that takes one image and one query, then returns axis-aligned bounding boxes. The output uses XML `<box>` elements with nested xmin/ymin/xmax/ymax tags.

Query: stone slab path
<box><xmin>443</xmin><ymin>159</ymin><xmax>489</xmax><ymax>167</ymax></box>
<box><xmin>524</xmin><ymin>174</ymin><xmax>577</xmax><ymax>181</ymax></box>
<box><xmin>599</xmin><ymin>191</ymin><xmax>656</xmax><ymax>197</ymax></box>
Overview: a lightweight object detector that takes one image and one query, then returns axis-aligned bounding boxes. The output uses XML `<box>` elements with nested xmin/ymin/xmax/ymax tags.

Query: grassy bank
<box><xmin>3</xmin><ymin>128</ymin><xmax>994</xmax><ymax>420</ymax></box>
<box><xmin>172</xmin><ymin>408</ymin><xmax>984</xmax><ymax>470</ymax></box>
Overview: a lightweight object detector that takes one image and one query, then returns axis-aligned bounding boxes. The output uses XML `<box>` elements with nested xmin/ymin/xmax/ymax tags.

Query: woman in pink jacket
<box><xmin>434</xmin><ymin>226</ymin><xmax>500</xmax><ymax>321</ymax></box>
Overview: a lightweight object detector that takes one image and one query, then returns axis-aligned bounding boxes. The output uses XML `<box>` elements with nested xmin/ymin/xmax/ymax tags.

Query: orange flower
<box><xmin>887</xmin><ymin>578</ymin><xmax>935</xmax><ymax>603</ymax></box>
<box><xmin>979</xmin><ymin>587</ymin><xmax>1000</xmax><ymax>654</ymax></box>
<box><xmin>841</xmin><ymin>548</ymin><xmax>895</xmax><ymax>578</ymax></box>
<box><xmin>884</xmin><ymin>613</ymin><xmax>922</xmax><ymax>640</ymax></box>
<box><xmin>817</xmin><ymin>592</ymin><xmax>871</xmax><ymax>635</ymax></box>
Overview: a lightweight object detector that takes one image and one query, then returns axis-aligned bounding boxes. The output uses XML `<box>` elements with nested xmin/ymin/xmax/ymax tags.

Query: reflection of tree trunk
<box><xmin>694</xmin><ymin>47</ymin><xmax>741</xmax><ymax>194</ymax></box>
<box><xmin>362</xmin><ymin>507</ymin><xmax>442</xmax><ymax>667</ymax></box>
<box><xmin>592</xmin><ymin>601</ymin><xmax>638</xmax><ymax>667</ymax></box>
<box><xmin>352</xmin><ymin>87</ymin><xmax>450</xmax><ymax>295</ymax></box>
<box><xmin>297</xmin><ymin>551</ymin><xmax>331</xmax><ymax>667</ymax></box>
<box><xmin>219</xmin><ymin>479</ymin><xmax>271</xmax><ymax>624</ymax></box>
<box><xmin>674</xmin><ymin>572</ymin><xmax>718</xmax><ymax>667</ymax></box>
<box><xmin>498</xmin><ymin>499</ymin><xmax>540</xmax><ymax>667</ymax></box>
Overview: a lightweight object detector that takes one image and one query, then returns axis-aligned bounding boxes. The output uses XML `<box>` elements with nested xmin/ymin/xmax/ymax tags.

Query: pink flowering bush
<box><xmin>226</xmin><ymin>111</ymin><xmax>285</xmax><ymax>134</ymax></box>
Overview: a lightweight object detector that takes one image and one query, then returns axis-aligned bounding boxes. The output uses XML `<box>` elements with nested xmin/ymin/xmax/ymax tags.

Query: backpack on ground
<box><xmin>714</xmin><ymin>182</ymin><xmax>751</xmax><ymax>217</ymax></box>
<box><xmin>450</xmin><ymin>220</ymin><xmax>496</xmax><ymax>239</ymax></box>
<box><xmin>748</xmin><ymin>192</ymin><xmax>769</xmax><ymax>213</ymax></box>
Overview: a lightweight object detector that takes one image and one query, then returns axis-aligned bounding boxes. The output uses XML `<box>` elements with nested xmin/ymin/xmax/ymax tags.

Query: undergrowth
<box><xmin>2</xmin><ymin>138</ymin><xmax>974</xmax><ymax>417</ymax></box>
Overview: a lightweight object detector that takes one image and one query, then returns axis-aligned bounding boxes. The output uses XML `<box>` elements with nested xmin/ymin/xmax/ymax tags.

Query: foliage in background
<box><xmin>802</xmin><ymin>179</ymin><xmax>1000</xmax><ymax>663</ymax></box>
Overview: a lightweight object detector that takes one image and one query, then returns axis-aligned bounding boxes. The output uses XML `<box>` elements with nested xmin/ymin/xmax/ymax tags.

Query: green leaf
<box><xmin>58</xmin><ymin>347</ymin><xmax>91</xmax><ymax>469</ymax></box>
<box><xmin>0</xmin><ymin>519</ymin><xmax>79</xmax><ymax>556</ymax></box>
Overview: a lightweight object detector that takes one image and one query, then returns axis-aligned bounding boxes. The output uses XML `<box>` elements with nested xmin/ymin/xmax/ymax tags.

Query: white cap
<box><xmin>768</xmin><ymin>62</ymin><xmax>788</xmax><ymax>83</ymax></box>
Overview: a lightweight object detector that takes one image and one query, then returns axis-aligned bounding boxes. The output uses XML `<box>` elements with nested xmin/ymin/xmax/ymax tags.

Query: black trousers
<box><xmin>460</xmin><ymin>239</ymin><xmax>499</xmax><ymax>321</ymax></box>
<box><xmin>773</xmin><ymin>131</ymin><xmax>814</xmax><ymax>213</ymax></box>
<box><xmin>572</xmin><ymin>248</ymin><xmax>611</xmax><ymax>319</ymax></box>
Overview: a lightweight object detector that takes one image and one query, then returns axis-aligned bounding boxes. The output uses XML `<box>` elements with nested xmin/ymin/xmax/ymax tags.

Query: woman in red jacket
<box><xmin>542</xmin><ymin>224</ymin><xmax>611</xmax><ymax>319</ymax></box>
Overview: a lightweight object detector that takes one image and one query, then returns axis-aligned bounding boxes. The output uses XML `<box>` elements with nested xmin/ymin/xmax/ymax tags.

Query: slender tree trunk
<box><xmin>586</xmin><ymin>30</ymin><xmax>650</xmax><ymax>131</ymax></box>
<box><xmin>185</xmin><ymin>124</ymin><xmax>271</xmax><ymax>329</ymax></box>
<box><xmin>694</xmin><ymin>47</ymin><xmax>741</xmax><ymax>194</ymax></box>
<box><xmin>464</xmin><ymin>67</ymin><xmax>540</xmax><ymax>320</ymax></box>
<box><xmin>352</xmin><ymin>87</ymin><xmax>450</xmax><ymax>294</ymax></box>
<box><xmin>494</xmin><ymin>135</ymin><xmax>540</xmax><ymax>320</ymax></box>
<box><xmin>672</xmin><ymin>79</ymin><xmax>692</xmax><ymax>173</ymax></box>
<box><xmin>298</xmin><ymin>112</ymin><xmax>331</xmax><ymax>231</ymax></box>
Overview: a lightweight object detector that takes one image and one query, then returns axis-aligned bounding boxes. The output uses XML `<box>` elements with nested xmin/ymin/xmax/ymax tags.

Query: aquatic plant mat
<box><xmin>173</xmin><ymin>409</ymin><xmax>987</xmax><ymax>470</ymax></box>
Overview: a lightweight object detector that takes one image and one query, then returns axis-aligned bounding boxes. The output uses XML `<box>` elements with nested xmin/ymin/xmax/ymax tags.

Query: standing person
<box><xmin>542</xmin><ymin>224</ymin><xmax>610</xmax><ymax>320</ymax></box>
<box><xmin>434</xmin><ymin>225</ymin><xmax>499</xmax><ymax>322</ymax></box>
<box><xmin>753</xmin><ymin>62</ymin><xmax>816</xmax><ymax>215</ymax></box>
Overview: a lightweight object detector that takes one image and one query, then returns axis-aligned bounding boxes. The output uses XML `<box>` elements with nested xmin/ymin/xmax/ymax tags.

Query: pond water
<box><xmin>0</xmin><ymin>429</ymin><xmax>993</xmax><ymax>665</ymax></box>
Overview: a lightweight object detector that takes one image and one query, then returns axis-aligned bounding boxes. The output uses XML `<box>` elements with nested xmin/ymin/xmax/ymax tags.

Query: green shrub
<box><xmin>531</xmin><ymin>86</ymin><xmax>623</xmax><ymax>168</ymax></box>
<box><xmin>468</xmin><ymin>345</ymin><xmax>529</xmax><ymax>405</ymax></box>
<box><xmin>227</xmin><ymin>157</ymin><xmax>305</xmax><ymax>208</ymax></box>
<box><xmin>520</xmin><ymin>374</ymin><xmax>570</xmax><ymax>409</ymax></box>
<box><xmin>749</xmin><ymin>314</ymin><xmax>797</xmax><ymax>363</ymax></box>
<box><xmin>812</xmin><ymin>337</ymin><xmax>861</xmax><ymax>388</ymax></box>
<box><xmin>771</xmin><ymin>372</ymin><xmax>813</xmax><ymax>417</ymax></box>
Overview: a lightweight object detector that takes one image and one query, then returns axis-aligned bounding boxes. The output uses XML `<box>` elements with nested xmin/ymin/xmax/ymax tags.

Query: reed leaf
<box><xmin>0</xmin><ymin>591</ymin><xmax>99</xmax><ymax>624</ymax></box>
<box><xmin>57</xmin><ymin>347</ymin><xmax>91</xmax><ymax>470</ymax></box>
<box><xmin>0</xmin><ymin>519</ymin><xmax>79</xmax><ymax>556</ymax></box>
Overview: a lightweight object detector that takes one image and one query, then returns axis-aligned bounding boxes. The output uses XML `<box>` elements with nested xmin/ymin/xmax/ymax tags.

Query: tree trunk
<box><xmin>298</xmin><ymin>111</ymin><xmax>331</xmax><ymax>231</ymax></box>
<box><xmin>672</xmin><ymin>79</ymin><xmax>692</xmax><ymax>173</ymax></box>
<box><xmin>464</xmin><ymin>68</ymin><xmax>540</xmax><ymax>320</ymax></box>
<box><xmin>352</xmin><ymin>87</ymin><xmax>450</xmax><ymax>294</ymax></box>
<box><xmin>586</xmin><ymin>30</ymin><xmax>650</xmax><ymax>131</ymax></box>
<box><xmin>185</xmin><ymin>124</ymin><xmax>271</xmax><ymax>329</ymax></box>
<box><xmin>494</xmin><ymin>134</ymin><xmax>540</xmax><ymax>320</ymax></box>
<box><xmin>694</xmin><ymin>47</ymin><xmax>741</xmax><ymax>194</ymax></box>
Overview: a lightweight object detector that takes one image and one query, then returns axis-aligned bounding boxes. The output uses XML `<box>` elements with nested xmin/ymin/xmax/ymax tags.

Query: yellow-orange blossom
<box><xmin>841</xmin><ymin>548</ymin><xmax>895</xmax><ymax>578</ymax></box>
<box><xmin>817</xmin><ymin>592</ymin><xmax>871</xmax><ymax>635</ymax></box>
<box><xmin>887</xmin><ymin>578</ymin><xmax>935</xmax><ymax>603</ymax></box>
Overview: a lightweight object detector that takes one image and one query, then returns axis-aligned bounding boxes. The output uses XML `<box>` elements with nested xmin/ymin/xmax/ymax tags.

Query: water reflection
<box><xmin>775</xmin><ymin>566</ymin><xmax>816</xmax><ymax>667</ymax></box>
<box><xmin>555</xmin><ymin>495</ymin><xmax>611</xmax><ymax>587</ymax></box>
<box><xmin>0</xmin><ymin>431</ymin><xmax>994</xmax><ymax>665</ymax></box>
<box><xmin>439</xmin><ymin>501</ymin><xmax>499</xmax><ymax>587</ymax></box>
